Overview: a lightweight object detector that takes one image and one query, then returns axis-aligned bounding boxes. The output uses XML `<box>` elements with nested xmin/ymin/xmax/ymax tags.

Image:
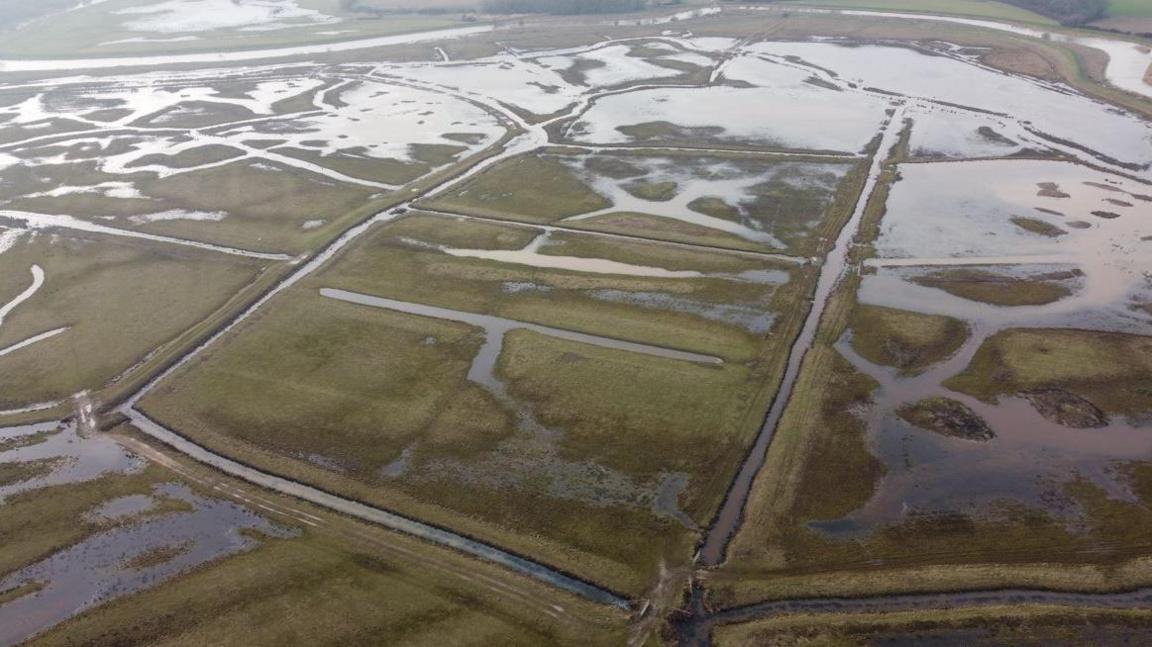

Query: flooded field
<box><xmin>0</xmin><ymin>4</ymin><xmax>1150</xmax><ymax>644</ymax></box>
<box><xmin>719</xmin><ymin>108</ymin><xmax>1152</xmax><ymax>612</ymax></box>
<box><xmin>0</xmin><ymin>421</ymin><xmax>295</xmax><ymax>645</ymax></box>
<box><xmin>135</xmin><ymin>211</ymin><xmax>810</xmax><ymax>595</ymax></box>
<box><xmin>426</xmin><ymin>152</ymin><xmax>860</xmax><ymax>255</ymax></box>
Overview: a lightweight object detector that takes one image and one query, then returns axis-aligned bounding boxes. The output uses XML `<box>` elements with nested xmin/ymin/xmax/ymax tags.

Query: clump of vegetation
<box><xmin>897</xmin><ymin>397</ymin><xmax>995</xmax><ymax>441</ymax></box>
<box><xmin>911</xmin><ymin>268</ymin><xmax>1079</xmax><ymax>307</ymax></box>
<box><xmin>1023</xmin><ymin>388</ymin><xmax>1109</xmax><ymax>428</ymax></box>
<box><xmin>977</xmin><ymin>126</ymin><xmax>1018</xmax><ymax>146</ymax></box>
<box><xmin>849</xmin><ymin>305</ymin><xmax>969</xmax><ymax>375</ymax></box>
<box><xmin>946</xmin><ymin>328</ymin><xmax>1152</xmax><ymax>421</ymax></box>
<box><xmin>688</xmin><ymin>196</ymin><xmax>741</xmax><ymax>222</ymax></box>
<box><xmin>1011</xmin><ymin>215</ymin><xmax>1067</xmax><ymax>237</ymax></box>
<box><xmin>1037</xmin><ymin>182</ymin><xmax>1071</xmax><ymax>198</ymax></box>
<box><xmin>123</xmin><ymin>542</ymin><xmax>193</xmax><ymax>571</ymax></box>
<box><xmin>623</xmin><ymin>180</ymin><xmax>678</xmax><ymax>201</ymax></box>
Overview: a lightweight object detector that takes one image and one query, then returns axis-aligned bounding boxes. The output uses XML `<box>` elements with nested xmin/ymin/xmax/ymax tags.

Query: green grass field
<box><xmin>137</xmin><ymin>212</ymin><xmax>816</xmax><ymax>595</ymax></box>
<box><xmin>779</xmin><ymin>0</ymin><xmax>1057</xmax><ymax>24</ymax></box>
<box><xmin>1108</xmin><ymin>0</ymin><xmax>1152</xmax><ymax>17</ymax></box>
<box><xmin>946</xmin><ymin>328</ymin><xmax>1152</xmax><ymax>418</ymax></box>
<box><xmin>0</xmin><ymin>232</ymin><xmax>267</xmax><ymax>410</ymax></box>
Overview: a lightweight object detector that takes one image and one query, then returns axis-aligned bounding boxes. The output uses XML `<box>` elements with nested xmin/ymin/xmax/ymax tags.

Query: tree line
<box><xmin>480</xmin><ymin>0</ymin><xmax>648</xmax><ymax>14</ymax></box>
<box><xmin>1001</xmin><ymin>0</ymin><xmax>1107</xmax><ymax>25</ymax></box>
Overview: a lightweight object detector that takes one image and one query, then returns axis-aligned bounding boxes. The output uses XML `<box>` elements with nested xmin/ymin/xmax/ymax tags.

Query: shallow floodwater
<box><xmin>0</xmin><ymin>422</ymin><xmax>143</xmax><ymax>502</ymax></box>
<box><xmin>752</xmin><ymin>42</ymin><xmax>1152</xmax><ymax>172</ymax></box>
<box><xmin>0</xmin><ymin>482</ymin><xmax>293</xmax><ymax>645</ymax></box>
<box><xmin>874</xmin><ymin>159</ymin><xmax>1152</xmax><ymax>323</ymax></box>
<box><xmin>568</xmin><ymin>84</ymin><xmax>890</xmax><ymax>153</ymax></box>
<box><xmin>559</xmin><ymin>155</ymin><xmax>852</xmax><ymax>248</ymax></box>
<box><xmin>817</xmin><ymin>333</ymin><xmax>1152</xmax><ymax>535</ymax></box>
<box><xmin>818</xmin><ymin>158</ymin><xmax>1152</xmax><ymax>536</ymax></box>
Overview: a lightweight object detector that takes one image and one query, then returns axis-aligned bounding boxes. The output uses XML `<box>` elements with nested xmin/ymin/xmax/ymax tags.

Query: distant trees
<box><xmin>1002</xmin><ymin>0</ymin><xmax>1108</xmax><ymax>25</ymax></box>
<box><xmin>480</xmin><ymin>0</ymin><xmax>648</xmax><ymax>14</ymax></box>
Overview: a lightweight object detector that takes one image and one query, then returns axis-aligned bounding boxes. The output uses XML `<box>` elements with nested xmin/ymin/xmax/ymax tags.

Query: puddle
<box><xmin>0</xmin><ymin>422</ymin><xmax>144</xmax><ymax>502</ymax></box>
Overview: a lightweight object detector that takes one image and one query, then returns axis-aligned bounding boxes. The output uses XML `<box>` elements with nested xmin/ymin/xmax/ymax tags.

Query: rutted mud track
<box><xmin>674</xmin><ymin>584</ymin><xmax>1152</xmax><ymax>645</ymax></box>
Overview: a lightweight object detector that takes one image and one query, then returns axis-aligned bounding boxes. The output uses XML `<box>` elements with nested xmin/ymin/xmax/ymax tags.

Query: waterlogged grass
<box><xmin>320</xmin><ymin>213</ymin><xmax>797</xmax><ymax>362</ymax></box>
<box><xmin>29</xmin><ymin>535</ymin><xmax>624</xmax><ymax>646</ymax></box>
<box><xmin>5</xmin><ymin>160</ymin><xmax>379</xmax><ymax>254</ymax></box>
<box><xmin>569</xmin><ymin>212</ymin><xmax>767</xmax><ymax>253</ymax></box>
<box><xmin>499</xmin><ymin>328</ymin><xmax>767</xmax><ymax>522</ymax></box>
<box><xmin>426</xmin><ymin>154</ymin><xmax>612</xmax><ymax>223</ymax></box>
<box><xmin>140</xmin><ymin>212</ymin><xmax>814</xmax><ymax>594</ymax></box>
<box><xmin>425</xmin><ymin>152</ymin><xmax>863</xmax><ymax>255</ymax></box>
<box><xmin>142</xmin><ymin>289</ymin><xmax>492</xmax><ymax>479</ymax></box>
<box><xmin>946</xmin><ymin>328</ymin><xmax>1152</xmax><ymax>419</ymax></box>
<box><xmin>271</xmin><ymin>146</ymin><xmax>453</xmax><ymax>186</ymax></box>
<box><xmin>911</xmin><ymin>268</ymin><xmax>1077</xmax><ymax>307</ymax></box>
<box><xmin>849</xmin><ymin>305</ymin><xmax>969</xmax><ymax>375</ymax></box>
<box><xmin>0</xmin><ymin>431</ymin><xmax>625</xmax><ymax>646</ymax></box>
<box><xmin>27</xmin><ymin>504</ymin><xmax>627</xmax><ymax>647</ymax></box>
<box><xmin>0</xmin><ymin>232</ymin><xmax>266</xmax><ymax>410</ymax></box>
<box><xmin>718</xmin><ymin>278</ymin><xmax>1152</xmax><ymax>606</ymax></box>
<box><xmin>0</xmin><ymin>460</ymin><xmax>174</xmax><ymax>579</ymax></box>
